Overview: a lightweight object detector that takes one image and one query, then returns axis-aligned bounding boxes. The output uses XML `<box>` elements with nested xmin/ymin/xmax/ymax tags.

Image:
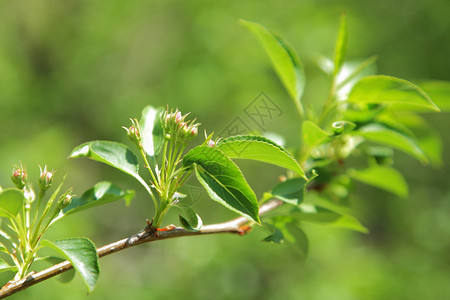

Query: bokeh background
<box><xmin>1</xmin><ymin>0</ymin><xmax>449</xmax><ymax>299</ymax></box>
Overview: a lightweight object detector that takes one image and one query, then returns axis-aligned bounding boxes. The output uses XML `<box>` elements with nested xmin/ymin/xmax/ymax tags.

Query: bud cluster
<box><xmin>123</xmin><ymin>118</ymin><xmax>142</xmax><ymax>149</ymax></box>
<box><xmin>39</xmin><ymin>165</ymin><xmax>55</xmax><ymax>191</ymax></box>
<box><xmin>11</xmin><ymin>164</ymin><xmax>27</xmax><ymax>189</ymax></box>
<box><xmin>57</xmin><ymin>191</ymin><xmax>73</xmax><ymax>210</ymax></box>
<box><xmin>162</xmin><ymin>108</ymin><xmax>200</xmax><ymax>143</ymax></box>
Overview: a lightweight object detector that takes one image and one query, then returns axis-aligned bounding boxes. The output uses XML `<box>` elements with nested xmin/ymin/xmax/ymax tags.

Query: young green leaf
<box><xmin>333</xmin><ymin>13</ymin><xmax>348</xmax><ymax>76</ymax></box>
<box><xmin>240</xmin><ymin>19</ymin><xmax>305</xmax><ymax>115</ymax></box>
<box><xmin>178</xmin><ymin>206</ymin><xmax>203</xmax><ymax>232</ymax></box>
<box><xmin>183</xmin><ymin>146</ymin><xmax>260</xmax><ymax>223</ymax></box>
<box><xmin>394</xmin><ymin>113</ymin><xmax>443</xmax><ymax>167</ymax></box>
<box><xmin>69</xmin><ymin>141</ymin><xmax>151</xmax><ymax>193</ymax></box>
<box><xmin>261</xmin><ymin>223</ymin><xmax>285</xmax><ymax>243</ymax></box>
<box><xmin>0</xmin><ymin>188</ymin><xmax>25</xmax><ymax>218</ymax></box>
<box><xmin>140</xmin><ymin>106</ymin><xmax>164</xmax><ymax>157</ymax></box>
<box><xmin>336</xmin><ymin>56</ymin><xmax>378</xmax><ymax>90</ymax></box>
<box><xmin>63</xmin><ymin>182</ymin><xmax>135</xmax><ymax>216</ymax></box>
<box><xmin>44</xmin><ymin>257</ymin><xmax>76</xmax><ymax>283</ymax></box>
<box><xmin>419</xmin><ymin>81</ymin><xmax>450</xmax><ymax>112</ymax></box>
<box><xmin>41</xmin><ymin>238</ymin><xmax>99</xmax><ymax>294</ymax></box>
<box><xmin>348</xmin><ymin>75</ymin><xmax>440</xmax><ymax>112</ymax></box>
<box><xmin>303</xmin><ymin>121</ymin><xmax>329</xmax><ymax>147</ymax></box>
<box><xmin>216</xmin><ymin>135</ymin><xmax>306</xmax><ymax>179</ymax></box>
<box><xmin>293</xmin><ymin>208</ymin><xmax>368</xmax><ymax>233</ymax></box>
<box><xmin>271</xmin><ymin>177</ymin><xmax>309</xmax><ymax>205</ymax></box>
<box><xmin>355</xmin><ymin>124</ymin><xmax>428</xmax><ymax>163</ymax></box>
<box><xmin>348</xmin><ymin>166</ymin><xmax>408</xmax><ymax>198</ymax></box>
<box><xmin>285</xmin><ymin>223</ymin><xmax>309</xmax><ymax>259</ymax></box>
<box><xmin>0</xmin><ymin>258</ymin><xmax>17</xmax><ymax>274</ymax></box>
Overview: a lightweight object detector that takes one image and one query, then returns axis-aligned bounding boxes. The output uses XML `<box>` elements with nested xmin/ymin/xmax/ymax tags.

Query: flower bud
<box><xmin>24</xmin><ymin>185</ymin><xmax>36</xmax><ymax>203</ymax></box>
<box><xmin>39</xmin><ymin>165</ymin><xmax>54</xmax><ymax>191</ymax></box>
<box><xmin>58</xmin><ymin>194</ymin><xmax>73</xmax><ymax>210</ymax></box>
<box><xmin>123</xmin><ymin>118</ymin><xmax>142</xmax><ymax>149</ymax></box>
<box><xmin>178</xmin><ymin>121</ymin><xmax>186</xmax><ymax>129</ymax></box>
<box><xmin>175</xmin><ymin>111</ymin><xmax>182</xmax><ymax>124</ymax></box>
<box><xmin>11</xmin><ymin>166</ymin><xmax>27</xmax><ymax>189</ymax></box>
<box><xmin>207</xmin><ymin>140</ymin><xmax>215</xmax><ymax>147</ymax></box>
<box><xmin>190</xmin><ymin>126</ymin><xmax>198</xmax><ymax>137</ymax></box>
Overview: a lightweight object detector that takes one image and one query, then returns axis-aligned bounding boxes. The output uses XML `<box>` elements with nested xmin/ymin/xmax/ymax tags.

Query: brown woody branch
<box><xmin>0</xmin><ymin>199</ymin><xmax>282</xmax><ymax>299</ymax></box>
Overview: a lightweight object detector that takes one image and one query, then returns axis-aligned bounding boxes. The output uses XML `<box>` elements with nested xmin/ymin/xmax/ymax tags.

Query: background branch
<box><xmin>0</xmin><ymin>199</ymin><xmax>282</xmax><ymax>299</ymax></box>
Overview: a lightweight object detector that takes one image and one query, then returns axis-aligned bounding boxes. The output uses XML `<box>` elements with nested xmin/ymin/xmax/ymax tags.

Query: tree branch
<box><xmin>0</xmin><ymin>199</ymin><xmax>282</xmax><ymax>299</ymax></box>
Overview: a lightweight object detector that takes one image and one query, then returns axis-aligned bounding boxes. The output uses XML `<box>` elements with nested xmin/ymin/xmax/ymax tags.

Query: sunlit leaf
<box><xmin>241</xmin><ymin>19</ymin><xmax>305</xmax><ymax>114</ymax></box>
<box><xmin>348</xmin><ymin>166</ymin><xmax>408</xmax><ymax>198</ymax></box>
<box><xmin>348</xmin><ymin>75</ymin><xmax>440</xmax><ymax>112</ymax></box>
<box><xmin>42</xmin><ymin>238</ymin><xmax>99</xmax><ymax>294</ymax></box>
<box><xmin>140</xmin><ymin>106</ymin><xmax>164</xmax><ymax>157</ymax></box>
<box><xmin>63</xmin><ymin>182</ymin><xmax>135</xmax><ymax>215</ymax></box>
<box><xmin>69</xmin><ymin>141</ymin><xmax>151</xmax><ymax>192</ymax></box>
<box><xmin>183</xmin><ymin>146</ymin><xmax>260</xmax><ymax>223</ymax></box>
<box><xmin>419</xmin><ymin>81</ymin><xmax>450</xmax><ymax>111</ymax></box>
<box><xmin>333</xmin><ymin>13</ymin><xmax>348</xmax><ymax>76</ymax></box>
<box><xmin>217</xmin><ymin>135</ymin><xmax>306</xmax><ymax>178</ymax></box>
<box><xmin>336</xmin><ymin>56</ymin><xmax>378</xmax><ymax>90</ymax></box>
<box><xmin>355</xmin><ymin>124</ymin><xmax>427</xmax><ymax>163</ymax></box>
<box><xmin>0</xmin><ymin>188</ymin><xmax>25</xmax><ymax>218</ymax></box>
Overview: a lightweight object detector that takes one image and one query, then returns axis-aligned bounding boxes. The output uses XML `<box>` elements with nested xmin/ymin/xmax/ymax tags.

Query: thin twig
<box><xmin>0</xmin><ymin>199</ymin><xmax>282</xmax><ymax>299</ymax></box>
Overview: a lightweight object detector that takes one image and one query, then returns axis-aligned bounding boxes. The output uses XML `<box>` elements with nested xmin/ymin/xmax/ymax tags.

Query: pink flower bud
<box><xmin>207</xmin><ymin>140</ymin><xmax>215</xmax><ymax>147</ymax></box>
<box><xmin>58</xmin><ymin>194</ymin><xmax>73</xmax><ymax>210</ymax></box>
<box><xmin>175</xmin><ymin>111</ymin><xmax>182</xmax><ymax>124</ymax></box>
<box><xmin>11</xmin><ymin>166</ymin><xmax>27</xmax><ymax>189</ymax></box>
<box><xmin>123</xmin><ymin>121</ymin><xmax>142</xmax><ymax>149</ymax></box>
<box><xmin>190</xmin><ymin>126</ymin><xmax>198</xmax><ymax>137</ymax></box>
<box><xmin>39</xmin><ymin>165</ymin><xmax>54</xmax><ymax>191</ymax></box>
<box><xmin>165</xmin><ymin>113</ymin><xmax>172</xmax><ymax>124</ymax></box>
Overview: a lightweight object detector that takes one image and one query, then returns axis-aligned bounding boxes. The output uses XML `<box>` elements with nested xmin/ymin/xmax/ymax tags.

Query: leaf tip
<box><xmin>68</xmin><ymin>144</ymin><xmax>90</xmax><ymax>159</ymax></box>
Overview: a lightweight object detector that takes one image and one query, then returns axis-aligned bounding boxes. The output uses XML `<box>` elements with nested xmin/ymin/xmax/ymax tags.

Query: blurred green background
<box><xmin>1</xmin><ymin>0</ymin><xmax>449</xmax><ymax>299</ymax></box>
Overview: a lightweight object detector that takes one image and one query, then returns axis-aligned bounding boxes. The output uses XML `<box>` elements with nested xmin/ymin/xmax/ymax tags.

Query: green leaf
<box><xmin>294</xmin><ymin>208</ymin><xmax>368</xmax><ymax>233</ymax></box>
<box><xmin>69</xmin><ymin>141</ymin><xmax>151</xmax><ymax>192</ymax></box>
<box><xmin>63</xmin><ymin>182</ymin><xmax>135</xmax><ymax>216</ymax></box>
<box><xmin>0</xmin><ymin>188</ymin><xmax>25</xmax><ymax>218</ymax></box>
<box><xmin>348</xmin><ymin>166</ymin><xmax>408</xmax><ymax>198</ymax></box>
<box><xmin>42</xmin><ymin>238</ymin><xmax>99</xmax><ymax>294</ymax></box>
<box><xmin>333</xmin><ymin>14</ymin><xmax>348</xmax><ymax>76</ymax></box>
<box><xmin>271</xmin><ymin>177</ymin><xmax>309</xmax><ymax>205</ymax></box>
<box><xmin>419</xmin><ymin>81</ymin><xmax>450</xmax><ymax>111</ymax></box>
<box><xmin>183</xmin><ymin>146</ymin><xmax>260</xmax><ymax>223</ymax></box>
<box><xmin>285</xmin><ymin>223</ymin><xmax>309</xmax><ymax>259</ymax></box>
<box><xmin>336</xmin><ymin>56</ymin><xmax>378</xmax><ymax>90</ymax></box>
<box><xmin>44</xmin><ymin>257</ymin><xmax>76</xmax><ymax>283</ymax></box>
<box><xmin>355</xmin><ymin>124</ymin><xmax>427</xmax><ymax>163</ymax></box>
<box><xmin>216</xmin><ymin>135</ymin><xmax>306</xmax><ymax>179</ymax></box>
<box><xmin>0</xmin><ymin>258</ymin><xmax>17</xmax><ymax>274</ymax></box>
<box><xmin>303</xmin><ymin>121</ymin><xmax>329</xmax><ymax>147</ymax></box>
<box><xmin>348</xmin><ymin>75</ymin><xmax>440</xmax><ymax>112</ymax></box>
<box><xmin>261</xmin><ymin>223</ymin><xmax>284</xmax><ymax>243</ymax></box>
<box><xmin>400</xmin><ymin>114</ymin><xmax>442</xmax><ymax>167</ymax></box>
<box><xmin>140</xmin><ymin>106</ymin><xmax>164</xmax><ymax>157</ymax></box>
<box><xmin>178</xmin><ymin>206</ymin><xmax>203</xmax><ymax>232</ymax></box>
<box><xmin>240</xmin><ymin>19</ymin><xmax>305</xmax><ymax>114</ymax></box>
